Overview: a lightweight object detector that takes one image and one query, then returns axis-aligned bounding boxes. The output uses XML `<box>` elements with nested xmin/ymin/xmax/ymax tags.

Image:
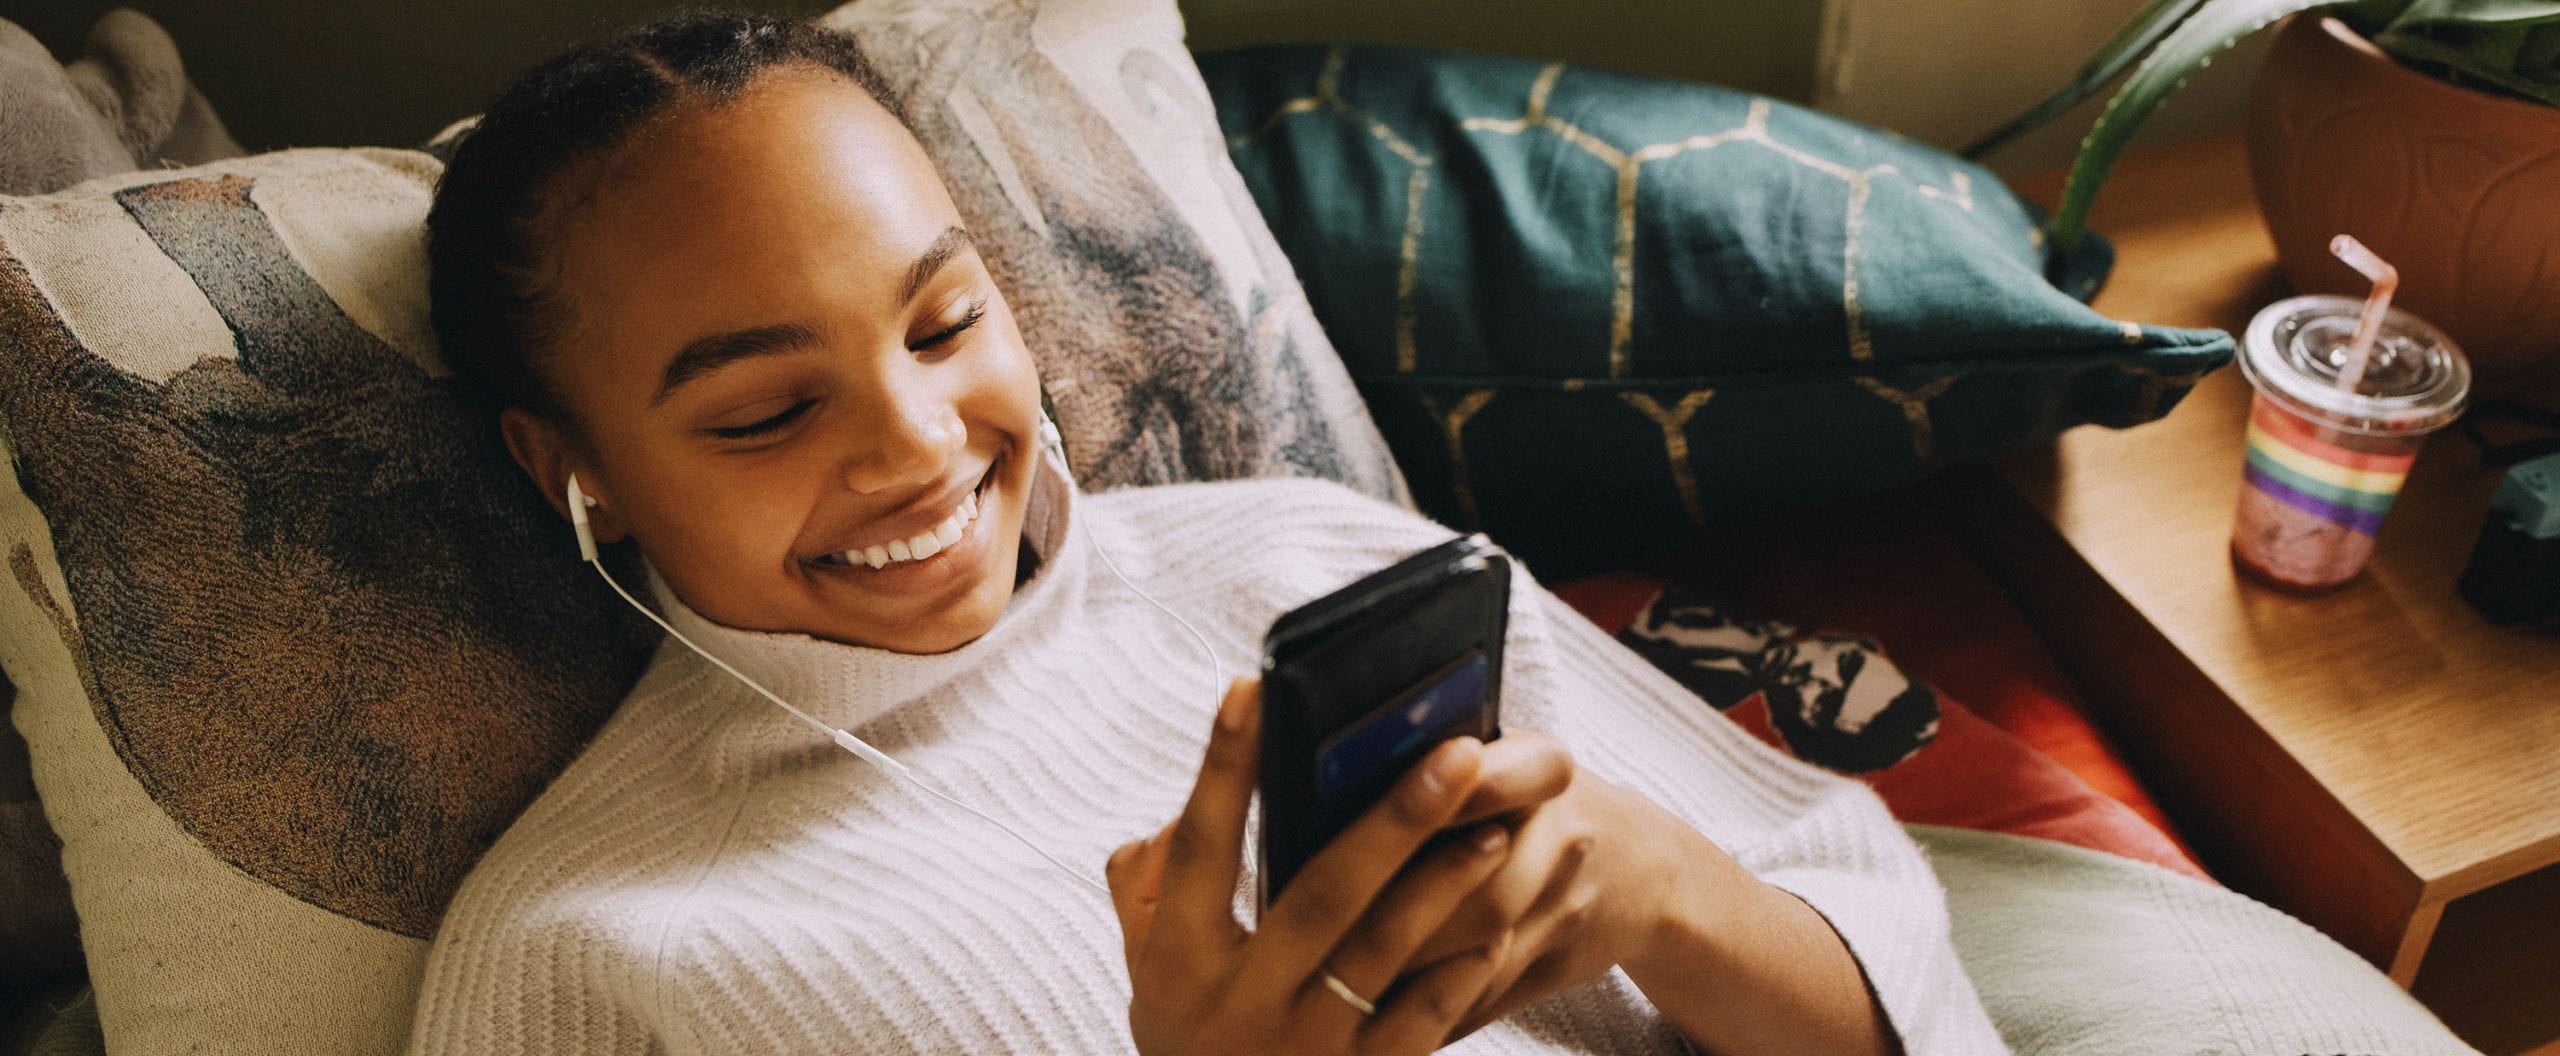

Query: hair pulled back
<box><xmin>426</xmin><ymin>11</ymin><xmax>897</xmax><ymax>419</ymax></box>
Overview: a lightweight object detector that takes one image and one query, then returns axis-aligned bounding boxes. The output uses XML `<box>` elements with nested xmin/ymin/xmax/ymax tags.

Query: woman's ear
<box><xmin>499</xmin><ymin>407</ymin><xmax>627</xmax><ymax>544</ymax></box>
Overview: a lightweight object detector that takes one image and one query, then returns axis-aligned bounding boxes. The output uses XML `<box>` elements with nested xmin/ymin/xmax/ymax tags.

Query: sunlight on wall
<box><xmin>1179</xmin><ymin>0</ymin><xmax>1825</xmax><ymax>103</ymax></box>
<box><xmin>1815</xmin><ymin>0</ymin><xmax>2265</xmax><ymax>174</ymax></box>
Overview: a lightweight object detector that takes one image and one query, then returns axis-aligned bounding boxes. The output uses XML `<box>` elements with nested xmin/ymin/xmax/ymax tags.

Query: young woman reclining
<box><xmin>406</xmin><ymin>13</ymin><xmax>2004</xmax><ymax>1055</ymax></box>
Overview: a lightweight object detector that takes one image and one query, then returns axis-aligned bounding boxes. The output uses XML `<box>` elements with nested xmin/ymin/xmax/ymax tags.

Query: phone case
<box><xmin>1257</xmin><ymin>534</ymin><xmax>1510</xmax><ymax>911</ymax></box>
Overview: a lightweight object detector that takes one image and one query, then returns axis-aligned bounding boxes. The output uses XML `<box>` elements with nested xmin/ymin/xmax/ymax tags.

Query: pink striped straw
<box><xmin>2329</xmin><ymin>234</ymin><xmax>2397</xmax><ymax>396</ymax></box>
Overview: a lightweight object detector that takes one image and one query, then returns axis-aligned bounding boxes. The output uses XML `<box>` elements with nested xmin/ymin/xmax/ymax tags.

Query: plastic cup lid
<box><xmin>2240</xmin><ymin>295</ymin><xmax>2471</xmax><ymax>435</ymax></box>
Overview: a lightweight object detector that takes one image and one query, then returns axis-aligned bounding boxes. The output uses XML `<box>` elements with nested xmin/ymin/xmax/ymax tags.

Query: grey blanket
<box><xmin>1915</xmin><ymin>824</ymin><xmax>2481</xmax><ymax>1056</ymax></box>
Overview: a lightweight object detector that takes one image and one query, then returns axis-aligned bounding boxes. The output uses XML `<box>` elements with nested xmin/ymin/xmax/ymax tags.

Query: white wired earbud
<box><xmin>1036</xmin><ymin>411</ymin><xmax>1064</xmax><ymax>460</ymax></box>
<box><xmin>565</xmin><ymin>473</ymin><xmax>907</xmax><ymax>771</ymax></box>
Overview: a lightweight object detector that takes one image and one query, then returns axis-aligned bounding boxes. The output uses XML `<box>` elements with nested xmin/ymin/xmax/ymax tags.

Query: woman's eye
<box><xmin>914</xmin><ymin>302</ymin><xmax>987</xmax><ymax>353</ymax></box>
<box><xmin>707</xmin><ymin>399</ymin><xmax>814</xmax><ymax>440</ymax></box>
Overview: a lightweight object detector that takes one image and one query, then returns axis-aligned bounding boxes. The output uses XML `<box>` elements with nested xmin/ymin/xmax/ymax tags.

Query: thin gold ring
<box><xmin>1320</xmin><ymin>970</ymin><xmax>1378</xmax><ymax>1015</ymax></box>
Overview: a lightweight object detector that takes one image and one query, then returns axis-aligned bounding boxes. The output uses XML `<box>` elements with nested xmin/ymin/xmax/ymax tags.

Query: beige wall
<box><xmin>1814</xmin><ymin>0</ymin><xmax>2266</xmax><ymax>175</ymax></box>
<box><xmin>11</xmin><ymin>0</ymin><xmax>836</xmax><ymax>151</ymax></box>
<box><xmin>15</xmin><ymin>0</ymin><xmax>2252</xmax><ymax>176</ymax></box>
<box><xmin>1179</xmin><ymin>0</ymin><xmax>1825</xmax><ymax>102</ymax></box>
<box><xmin>18</xmin><ymin>0</ymin><xmax>1825</xmax><ymax>150</ymax></box>
<box><xmin>1184</xmin><ymin>0</ymin><xmax>2266</xmax><ymax>177</ymax></box>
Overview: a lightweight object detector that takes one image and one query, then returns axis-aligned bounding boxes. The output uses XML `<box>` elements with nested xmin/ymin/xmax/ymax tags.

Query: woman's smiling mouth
<box><xmin>809</xmin><ymin>466</ymin><xmax>996</xmax><ymax>572</ymax></box>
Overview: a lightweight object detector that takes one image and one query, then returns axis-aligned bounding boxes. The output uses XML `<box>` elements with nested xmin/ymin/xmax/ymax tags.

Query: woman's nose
<box><xmin>838</xmin><ymin>383</ymin><xmax>964</xmax><ymax>495</ymax></box>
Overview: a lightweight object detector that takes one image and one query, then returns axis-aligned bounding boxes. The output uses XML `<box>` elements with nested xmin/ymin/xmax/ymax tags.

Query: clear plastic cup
<box><xmin>2231</xmin><ymin>295</ymin><xmax>2470</xmax><ymax>591</ymax></box>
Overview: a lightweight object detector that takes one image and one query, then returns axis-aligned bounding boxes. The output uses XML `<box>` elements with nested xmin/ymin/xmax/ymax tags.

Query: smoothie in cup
<box><xmin>2231</xmin><ymin>294</ymin><xmax>2469</xmax><ymax>591</ymax></box>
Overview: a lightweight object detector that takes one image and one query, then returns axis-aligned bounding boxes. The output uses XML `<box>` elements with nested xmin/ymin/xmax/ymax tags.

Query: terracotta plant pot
<box><xmin>2249</xmin><ymin>15</ymin><xmax>2560</xmax><ymax>397</ymax></box>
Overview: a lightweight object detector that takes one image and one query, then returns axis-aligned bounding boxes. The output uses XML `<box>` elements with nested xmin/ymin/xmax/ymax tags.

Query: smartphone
<box><xmin>1256</xmin><ymin>534</ymin><xmax>1510</xmax><ymax>912</ymax></box>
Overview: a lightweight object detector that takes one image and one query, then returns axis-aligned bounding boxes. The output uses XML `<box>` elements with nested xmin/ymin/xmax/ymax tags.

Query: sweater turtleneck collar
<box><xmin>646</xmin><ymin>442</ymin><xmax>1087</xmax><ymax>736</ymax></box>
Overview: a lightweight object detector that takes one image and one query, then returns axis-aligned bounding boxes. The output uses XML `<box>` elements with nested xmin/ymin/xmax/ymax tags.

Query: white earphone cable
<box><xmin>1086</xmin><ymin>526</ymin><xmax>1226</xmax><ymax>693</ymax></box>
<box><xmin>583</xmin><ymin>552</ymin><xmax>1111</xmax><ymax>897</ymax></box>
<box><xmin>567</xmin><ymin>422</ymin><xmax>1223</xmax><ymax>903</ymax></box>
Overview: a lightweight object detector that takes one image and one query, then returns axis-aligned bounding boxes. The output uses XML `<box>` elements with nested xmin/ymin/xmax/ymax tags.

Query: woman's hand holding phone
<box><xmin>1107</xmin><ymin>679</ymin><xmax>1521</xmax><ymax>1056</ymax></box>
<box><xmin>1417</xmin><ymin>740</ymin><xmax>1721</xmax><ymax>1040</ymax></box>
<box><xmin>1423</xmin><ymin>740</ymin><xmax>1900</xmax><ymax>1056</ymax></box>
<box><xmin>1109</xmin><ymin>680</ymin><xmax>1892</xmax><ymax>1055</ymax></box>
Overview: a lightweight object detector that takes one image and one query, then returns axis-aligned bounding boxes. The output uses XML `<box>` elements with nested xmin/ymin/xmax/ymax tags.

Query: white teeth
<box><xmin>828</xmin><ymin>482</ymin><xmax>983</xmax><ymax>571</ymax></box>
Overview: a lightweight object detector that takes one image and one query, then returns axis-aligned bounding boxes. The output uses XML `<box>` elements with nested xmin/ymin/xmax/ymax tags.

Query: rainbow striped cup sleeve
<box><xmin>2241</xmin><ymin>399</ymin><xmax>2416</xmax><ymax>537</ymax></box>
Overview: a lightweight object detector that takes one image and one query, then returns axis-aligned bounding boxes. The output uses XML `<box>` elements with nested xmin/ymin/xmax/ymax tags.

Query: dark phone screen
<box><xmin>1314</xmin><ymin>650</ymin><xmax>1489</xmax><ymax>801</ymax></box>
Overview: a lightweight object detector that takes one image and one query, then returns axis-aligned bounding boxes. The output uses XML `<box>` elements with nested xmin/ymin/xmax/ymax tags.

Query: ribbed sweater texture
<box><xmin>406</xmin><ymin>455</ymin><xmax>2005</xmax><ymax>1054</ymax></box>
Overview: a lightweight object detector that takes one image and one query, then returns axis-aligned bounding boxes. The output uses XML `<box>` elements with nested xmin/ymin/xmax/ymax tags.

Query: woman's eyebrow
<box><xmin>901</xmin><ymin>225</ymin><xmax>976</xmax><ymax>305</ymax></box>
<box><xmin>650</xmin><ymin>227</ymin><xmax>974</xmax><ymax>407</ymax></box>
<box><xmin>654</xmin><ymin>323</ymin><xmax>820</xmax><ymax>406</ymax></box>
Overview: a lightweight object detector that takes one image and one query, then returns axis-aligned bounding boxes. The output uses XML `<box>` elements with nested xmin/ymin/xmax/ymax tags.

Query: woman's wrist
<box><xmin>1618</xmin><ymin>824</ymin><xmax>1751</xmax><ymax>984</ymax></box>
<box><xmin>1617</xmin><ymin>840</ymin><xmax>1898</xmax><ymax>1056</ymax></box>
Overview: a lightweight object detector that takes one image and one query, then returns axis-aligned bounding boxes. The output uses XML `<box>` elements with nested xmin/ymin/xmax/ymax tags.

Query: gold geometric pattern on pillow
<box><xmin>1211</xmin><ymin>43</ymin><xmax>2236</xmax><ymax>576</ymax></box>
<box><xmin>1226</xmin><ymin>48</ymin><xmax>1436</xmax><ymax>374</ymax></box>
<box><xmin>1618</xmin><ymin>389</ymin><xmax>1718</xmax><ymax>526</ymax></box>
<box><xmin>1853</xmin><ymin>375</ymin><xmax>1963</xmax><ymax>463</ymax></box>
<box><xmin>1232</xmin><ymin>47</ymin><xmax>1984</xmax><ymax>382</ymax></box>
<box><xmin>1415</xmin><ymin>388</ymin><xmax>1496</xmax><ymax>524</ymax></box>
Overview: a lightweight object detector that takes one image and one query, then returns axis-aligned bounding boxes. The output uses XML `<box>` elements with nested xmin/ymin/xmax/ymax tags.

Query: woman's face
<box><xmin>507</xmin><ymin>65</ymin><xmax>1044</xmax><ymax>653</ymax></box>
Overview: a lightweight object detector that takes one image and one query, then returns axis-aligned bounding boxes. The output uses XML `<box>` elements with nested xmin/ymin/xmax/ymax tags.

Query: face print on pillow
<box><xmin>1618</xmin><ymin>583</ymin><xmax>1939</xmax><ymax>774</ymax></box>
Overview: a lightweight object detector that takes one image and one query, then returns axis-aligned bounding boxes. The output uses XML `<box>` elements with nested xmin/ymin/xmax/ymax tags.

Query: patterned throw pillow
<box><xmin>1202</xmin><ymin>45</ymin><xmax>2236</xmax><ymax>577</ymax></box>
<box><xmin>1556</xmin><ymin>576</ymin><xmax>2201</xmax><ymax>877</ymax></box>
<box><xmin>818</xmin><ymin>0</ymin><xmax>1405</xmax><ymax>500</ymax></box>
<box><xmin>0</xmin><ymin>149</ymin><xmax>655</xmax><ymax>1055</ymax></box>
<box><xmin>0</xmin><ymin>2</ymin><xmax>1404</xmax><ymax>1052</ymax></box>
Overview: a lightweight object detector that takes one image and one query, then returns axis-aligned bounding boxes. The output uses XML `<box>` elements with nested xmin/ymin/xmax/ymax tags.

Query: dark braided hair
<box><xmin>427</xmin><ymin>11</ymin><xmax>899</xmax><ymax>421</ymax></box>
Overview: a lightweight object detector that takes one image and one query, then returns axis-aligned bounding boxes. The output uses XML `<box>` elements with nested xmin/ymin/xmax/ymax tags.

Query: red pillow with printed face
<box><xmin>1553</xmin><ymin>572</ymin><xmax>2204</xmax><ymax>881</ymax></box>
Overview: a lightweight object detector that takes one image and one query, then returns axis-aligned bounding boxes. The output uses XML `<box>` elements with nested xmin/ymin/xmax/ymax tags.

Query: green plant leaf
<box><xmin>2336</xmin><ymin>0</ymin><xmax>2422</xmax><ymax>33</ymax></box>
<box><xmin>2389</xmin><ymin>0</ymin><xmax>2560</xmax><ymax>25</ymax></box>
<box><xmin>1962</xmin><ymin>0</ymin><xmax>2212</xmax><ymax>158</ymax></box>
<box><xmin>2046</xmin><ymin>0</ymin><xmax>2342</xmax><ymax>257</ymax></box>
<box><xmin>2365</xmin><ymin>0</ymin><xmax>2560</xmax><ymax>103</ymax></box>
<box><xmin>2527</xmin><ymin>19</ymin><xmax>2560</xmax><ymax>64</ymax></box>
<box><xmin>2372</xmin><ymin>23</ymin><xmax>2560</xmax><ymax>101</ymax></box>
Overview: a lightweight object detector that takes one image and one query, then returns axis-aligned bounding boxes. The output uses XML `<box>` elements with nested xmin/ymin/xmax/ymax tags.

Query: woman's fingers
<box><xmin>1445</xmin><ymin>834</ymin><xmax>1601</xmax><ymax>1038</ymax></box>
<box><xmin>1357</xmin><ymin>931</ymin><xmax>1514</xmax><ymax>1056</ymax></box>
<box><xmin>1308</xmin><ymin>821</ymin><xmax>1514</xmax><ymax>1032</ymax></box>
<box><xmin>1458</xmin><ymin>907</ymin><xmax>1566</xmax><ymax>1033</ymax></box>
<box><xmin>1240</xmin><ymin>737</ymin><xmax>1485</xmax><ymax>1003</ymax></box>
<box><xmin>1105</xmin><ymin>822</ymin><xmax>1175</xmax><ymax>963</ymax></box>
<box><xmin>1405</xmin><ymin>800</ymin><xmax>1594</xmax><ymax>968</ymax></box>
<box><xmin>1150</xmin><ymin>679</ymin><xmax>1262</xmax><ymax>954</ymax></box>
<box><xmin>1448</xmin><ymin>730</ymin><xmax>1573</xmax><ymax>828</ymax></box>
<box><xmin>1450</xmin><ymin>943</ymin><xmax>1584</xmax><ymax>1043</ymax></box>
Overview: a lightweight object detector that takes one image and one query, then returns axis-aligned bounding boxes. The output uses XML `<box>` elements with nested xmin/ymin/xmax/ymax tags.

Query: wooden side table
<box><xmin>1951</xmin><ymin>132</ymin><xmax>2560</xmax><ymax>1055</ymax></box>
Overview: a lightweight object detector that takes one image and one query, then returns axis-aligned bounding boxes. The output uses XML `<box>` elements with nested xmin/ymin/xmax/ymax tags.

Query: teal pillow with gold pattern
<box><xmin>1201</xmin><ymin>44</ymin><xmax>2234</xmax><ymax>577</ymax></box>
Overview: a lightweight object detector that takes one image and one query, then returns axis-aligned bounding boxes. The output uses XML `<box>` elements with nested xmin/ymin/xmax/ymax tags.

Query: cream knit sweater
<box><xmin>406</xmin><ymin>453</ymin><xmax>2004</xmax><ymax>1054</ymax></box>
